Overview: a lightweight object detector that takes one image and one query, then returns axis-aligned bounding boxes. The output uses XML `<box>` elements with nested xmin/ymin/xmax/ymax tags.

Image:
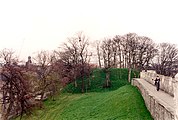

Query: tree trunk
<box><xmin>128</xmin><ymin>68</ymin><xmax>131</xmax><ymax>83</ymax></box>
<box><xmin>105</xmin><ymin>69</ymin><xmax>111</xmax><ymax>87</ymax></box>
<box><xmin>87</xmin><ymin>77</ymin><xmax>90</xmax><ymax>90</ymax></box>
<box><xmin>81</xmin><ymin>76</ymin><xmax>85</xmax><ymax>93</ymax></box>
<box><xmin>2</xmin><ymin>102</ymin><xmax>13</xmax><ymax>120</ymax></box>
<box><xmin>97</xmin><ymin>44</ymin><xmax>102</xmax><ymax>68</ymax></box>
<box><xmin>144</xmin><ymin>61</ymin><xmax>149</xmax><ymax>72</ymax></box>
<box><xmin>74</xmin><ymin>80</ymin><xmax>77</xmax><ymax>87</ymax></box>
<box><xmin>98</xmin><ymin>56</ymin><xmax>101</xmax><ymax>68</ymax></box>
<box><xmin>119</xmin><ymin>52</ymin><xmax>122</xmax><ymax>68</ymax></box>
<box><xmin>40</xmin><ymin>91</ymin><xmax>45</xmax><ymax>101</ymax></box>
<box><xmin>113</xmin><ymin>52</ymin><xmax>117</xmax><ymax>68</ymax></box>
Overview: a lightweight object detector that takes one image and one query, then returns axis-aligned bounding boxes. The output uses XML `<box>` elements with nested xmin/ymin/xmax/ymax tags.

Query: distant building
<box><xmin>26</xmin><ymin>56</ymin><xmax>32</xmax><ymax>69</ymax></box>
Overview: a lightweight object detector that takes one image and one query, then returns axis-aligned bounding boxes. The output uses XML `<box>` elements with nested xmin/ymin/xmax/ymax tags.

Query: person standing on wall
<box><xmin>154</xmin><ymin>76</ymin><xmax>161</xmax><ymax>91</ymax></box>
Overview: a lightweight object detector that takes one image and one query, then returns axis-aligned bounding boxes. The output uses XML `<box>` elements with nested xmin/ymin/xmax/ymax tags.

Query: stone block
<box><xmin>164</xmin><ymin>109</ymin><xmax>172</xmax><ymax>120</ymax></box>
<box><xmin>150</xmin><ymin>96</ymin><xmax>155</xmax><ymax>117</ymax></box>
<box><xmin>158</xmin><ymin>104</ymin><xmax>164</xmax><ymax>120</ymax></box>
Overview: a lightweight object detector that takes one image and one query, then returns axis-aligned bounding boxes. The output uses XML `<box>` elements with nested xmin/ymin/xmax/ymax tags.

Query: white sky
<box><xmin>0</xmin><ymin>0</ymin><xmax>178</xmax><ymax>61</ymax></box>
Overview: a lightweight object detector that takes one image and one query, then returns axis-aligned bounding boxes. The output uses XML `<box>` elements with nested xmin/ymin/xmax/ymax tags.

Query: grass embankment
<box><xmin>19</xmin><ymin>85</ymin><xmax>152</xmax><ymax>120</ymax></box>
<box><xmin>64</xmin><ymin>68</ymin><xmax>139</xmax><ymax>93</ymax></box>
<box><xmin>17</xmin><ymin>68</ymin><xmax>152</xmax><ymax>120</ymax></box>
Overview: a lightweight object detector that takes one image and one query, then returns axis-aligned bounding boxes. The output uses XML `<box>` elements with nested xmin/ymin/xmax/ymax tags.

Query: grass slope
<box><xmin>64</xmin><ymin>68</ymin><xmax>139</xmax><ymax>93</ymax></box>
<box><xmin>19</xmin><ymin>85</ymin><xmax>152</xmax><ymax>120</ymax></box>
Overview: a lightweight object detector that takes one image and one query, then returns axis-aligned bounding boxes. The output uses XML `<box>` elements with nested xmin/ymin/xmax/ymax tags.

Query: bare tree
<box><xmin>113</xmin><ymin>35</ymin><xmax>124</xmax><ymax>68</ymax></box>
<box><xmin>0</xmin><ymin>49</ymin><xmax>31</xmax><ymax>120</ymax></box>
<box><xmin>121</xmin><ymin>33</ymin><xmax>138</xmax><ymax>82</ymax></box>
<box><xmin>34</xmin><ymin>50</ymin><xmax>55</xmax><ymax>100</ymax></box>
<box><xmin>54</xmin><ymin>49</ymin><xmax>80</xmax><ymax>87</ymax></box>
<box><xmin>136</xmin><ymin>36</ymin><xmax>157</xmax><ymax>71</ymax></box>
<box><xmin>100</xmin><ymin>38</ymin><xmax>114</xmax><ymax>87</ymax></box>
<box><xmin>153</xmin><ymin>43</ymin><xmax>178</xmax><ymax>77</ymax></box>
<box><xmin>111</xmin><ymin>39</ymin><xmax>118</xmax><ymax>68</ymax></box>
<box><xmin>96</xmin><ymin>33</ymin><xmax>159</xmax><ymax>81</ymax></box>
<box><xmin>96</xmin><ymin>40</ymin><xmax>102</xmax><ymax>68</ymax></box>
<box><xmin>56</xmin><ymin>32</ymin><xmax>91</xmax><ymax>93</ymax></box>
<box><xmin>0</xmin><ymin>48</ymin><xmax>17</xmax><ymax>65</ymax></box>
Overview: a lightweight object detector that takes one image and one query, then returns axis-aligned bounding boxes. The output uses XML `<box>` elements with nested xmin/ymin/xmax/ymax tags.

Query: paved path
<box><xmin>135</xmin><ymin>78</ymin><xmax>175</xmax><ymax>113</ymax></box>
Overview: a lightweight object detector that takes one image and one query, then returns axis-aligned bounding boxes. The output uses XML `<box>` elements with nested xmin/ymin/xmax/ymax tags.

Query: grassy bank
<box><xmin>64</xmin><ymin>68</ymin><xmax>139</xmax><ymax>93</ymax></box>
<box><xmin>16</xmin><ymin>68</ymin><xmax>152</xmax><ymax>120</ymax></box>
<box><xmin>18</xmin><ymin>85</ymin><xmax>152</xmax><ymax>120</ymax></box>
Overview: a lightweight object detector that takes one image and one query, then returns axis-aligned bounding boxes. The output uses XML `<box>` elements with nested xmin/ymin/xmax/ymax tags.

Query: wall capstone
<box><xmin>174</xmin><ymin>73</ymin><xmax>178</xmax><ymax>120</ymax></box>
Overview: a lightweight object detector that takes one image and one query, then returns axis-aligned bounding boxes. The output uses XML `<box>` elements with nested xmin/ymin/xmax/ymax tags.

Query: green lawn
<box><xmin>63</xmin><ymin>68</ymin><xmax>139</xmax><ymax>93</ymax></box>
<box><xmin>18</xmin><ymin>85</ymin><xmax>152</xmax><ymax>120</ymax></box>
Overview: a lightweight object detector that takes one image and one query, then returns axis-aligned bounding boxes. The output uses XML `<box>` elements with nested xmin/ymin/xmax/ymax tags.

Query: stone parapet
<box><xmin>132</xmin><ymin>78</ymin><xmax>175</xmax><ymax>120</ymax></box>
<box><xmin>174</xmin><ymin>75</ymin><xmax>178</xmax><ymax>120</ymax></box>
<box><xmin>140</xmin><ymin>71</ymin><xmax>174</xmax><ymax>96</ymax></box>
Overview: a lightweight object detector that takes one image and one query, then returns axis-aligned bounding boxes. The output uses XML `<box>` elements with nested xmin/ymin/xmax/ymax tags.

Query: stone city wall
<box><xmin>133</xmin><ymin>71</ymin><xmax>178</xmax><ymax>120</ymax></box>
<box><xmin>174</xmin><ymin>74</ymin><xmax>178</xmax><ymax>120</ymax></box>
<box><xmin>132</xmin><ymin>78</ymin><xmax>175</xmax><ymax>120</ymax></box>
<box><xmin>140</xmin><ymin>70</ymin><xmax>174</xmax><ymax>96</ymax></box>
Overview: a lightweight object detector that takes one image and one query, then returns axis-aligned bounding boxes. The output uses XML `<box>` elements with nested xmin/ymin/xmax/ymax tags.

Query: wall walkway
<box><xmin>132</xmin><ymin>71</ymin><xmax>178</xmax><ymax>120</ymax></box>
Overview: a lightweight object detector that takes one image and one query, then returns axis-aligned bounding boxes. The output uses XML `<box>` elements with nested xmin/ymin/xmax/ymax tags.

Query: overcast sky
<box><xmin>0</xmin><ymin>0</ymin><xmax>178</xmax><ymax>61</ymax></box>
